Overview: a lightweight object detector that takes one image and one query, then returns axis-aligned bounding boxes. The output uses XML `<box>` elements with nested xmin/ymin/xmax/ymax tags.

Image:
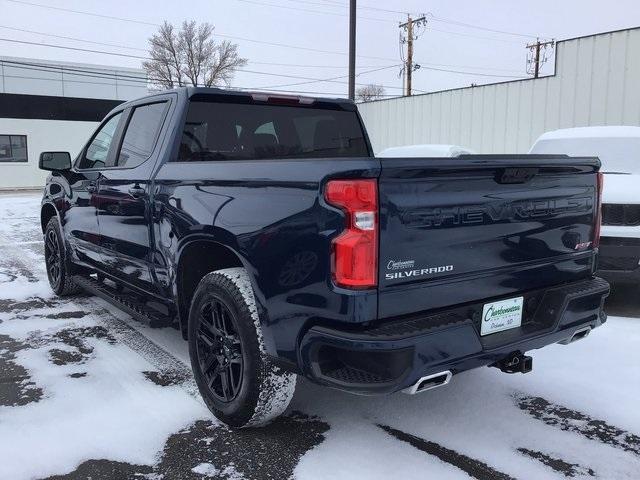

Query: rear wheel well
<box><xmin>41</xmin><ymin>203</ymin><xmax>57</xmax><ymax>233</ymax></box>
<box><xmin>177</xmin><ymin>241</ymin><xmax>244</xmax><ymax>338</ymax></box>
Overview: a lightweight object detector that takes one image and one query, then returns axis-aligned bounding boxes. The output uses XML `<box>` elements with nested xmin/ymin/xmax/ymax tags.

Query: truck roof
<box><xmin>535</xmin><ymin>126</ymin><xmax>640</xmax><ymax>140</ymax></box>
<box><xmin>530</xmin><ymin>126</ymin><xmax>640</xmax><ymax>175</ymax></box>
<box><xmin>116</xmin><ymin>86</ymin><xmax>354</xmax><ymax>111</ymax></box>
<box><xmin>185</xmin><ymin>86</ymin><xmax>351</xmax><ymax>105</ymax></box>
<box><xmin>377</xmin><ymin>144</ymin><xmax>475</xmax><ymax>158</ymax></box>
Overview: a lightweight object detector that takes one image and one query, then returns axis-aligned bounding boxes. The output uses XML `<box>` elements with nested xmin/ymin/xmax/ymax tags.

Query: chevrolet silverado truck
<box><xmin>39</xmin><ymin>87</ymin><xmax>609</xmax><ymax>428</ymax></box>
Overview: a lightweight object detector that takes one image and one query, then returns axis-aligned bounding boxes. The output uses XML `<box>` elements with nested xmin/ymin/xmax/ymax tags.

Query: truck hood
<box><xmin>603</xmin><ymin>173</ymin><xmax>640</xmax><ymax>205</ymax></box>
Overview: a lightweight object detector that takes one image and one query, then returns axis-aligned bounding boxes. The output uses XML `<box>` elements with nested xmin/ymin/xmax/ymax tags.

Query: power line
<box><xmin>1</xmin><ymin>0</ymin><xmax>400</xmax><ymax>62</ymax></box>
<box><xmin>283</xmin><ymin>0</ymin><xmax>550</xmax><ymax>40</ymax></box>
<box><xmin>429</xmin><ymin>14</ymin><xmax>552</xmax><ymax>40</ymax></box>
<box><xmin>0</xmin><ymin>39</ymin><xmax>379</xmax><ymax>83</ymax></box>
<box><xmin>249</xmin><ymin>61</ymin><xmax>388</xmax><ymax>68</ymax></box>
<box><xmin>257</xmin><ymin>64</ymin><xmax>400</xmax><ymax>89</ymax></box>
<box><xmin>214</xmin><ymin>33</ymin><xmax>397</xmax><ymax>61</ymax></box>
<box><xmin>0</xmin><ymin>2</ymin><xmax>532</xmax><ymax>92</ymax></box>
<box><xmin>419</xmin><ymin>64</ymin><xmax>522</xmax><ymax>78</ymax></box>
<box><xmin>0</xmin><ymin>37</ymin><xmax>149</xmax><ymax>59</ymax></box>
<box><xmin>414</xmin><ymin>59</ymin><xmax>524</xmax><ymax>74</ymax></box>
<box><xmin>3</xmin><ymin>0</ymin><xmax>160</xmax><ymax>26</ymax></box>
<box><xmin>234</xmin><ymin>0</ymin><xmax>396</xmax><ymax>24</ymax></box>
<box><xmin>285</xmin><ymin>0</ymin><xmax>410</xmax><ymax>16</ymax></box>
<box><xmin>1</xmin><ymin>50</ymin><xmax>521</xmax><ymax>101</ymax></box>
<box><xmin>240</xmin><ymin>66</ymin><xmax>415</xmax><ymax>90</ymax></box>
<box><xmin>1</xmin><ymin>60</ymin><xmax>405</xmax><ymax>97</ymax></box>
<box><xmin>0</xmin><ymin>22</ymin><xmax>525</xmax><ymax>75</ymax></box>
<box><xmin>1</xmin><ymin>56</ymin><xmax>416</xmax><ymax>93</ymax></box>
<box><xmin>427</xmin><ymin>25</ymin><xmax>524</xmax><ymax>45</ymax></box>
<box><xmin>0</xmin><ymin>24</ymin><xmax>393</xmax><ymax>68</ymax></box>
<box><xmin>3</xmin><ymin>58</ymin><xmax>522</xmax><ymax>101</ymax></box>
<box><xmin>0</xmin><ymin>24</ymin><xmax>148</xmax><ymax>52</ymax></box>
<box><xmin>0</xmin><ymin>0</ymin><xmax>535</xmax><ymax>59</ymax></box>
<box><xmin>0</xmin><ymin>59</ymin><xmax>153</xmax><ymax>82</ymax></box>
<box><xmin>233</xmin><ymin>0</ymin><xmax>533</xmax><ymax>45</ymax></box>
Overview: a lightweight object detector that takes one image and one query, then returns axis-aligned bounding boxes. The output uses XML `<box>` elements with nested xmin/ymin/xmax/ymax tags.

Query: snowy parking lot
<box><xmin>1</xmin><ymin>193</ymin><xmax>639</xmax><ymax>480</ymax></box>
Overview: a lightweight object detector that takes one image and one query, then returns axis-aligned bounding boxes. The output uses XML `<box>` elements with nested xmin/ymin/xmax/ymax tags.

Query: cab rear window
<box><xmin>177</xmin><ymin>100</ymin><xmax>369</xmax><ymax>161</ymax></box>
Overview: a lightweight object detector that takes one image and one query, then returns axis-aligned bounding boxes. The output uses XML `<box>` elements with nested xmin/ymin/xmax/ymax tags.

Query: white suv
<box><xmin>530</xmin><ymin>126</ymin><xmax>640</xmax><ymax>285</ymax></box>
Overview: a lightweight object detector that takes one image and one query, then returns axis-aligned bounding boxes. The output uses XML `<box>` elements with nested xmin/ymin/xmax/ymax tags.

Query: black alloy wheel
<box><xmin>45</xmin><ymin>227</ymin><xmax>62</xmax><ymax>288</ymax></box>
<box><xmin>195</xmin><ymin>297</ymin><xmax>244</xmax><ymax>403</ymax></box>
<box><xmin>43</xmin><ymin>217</ymin><xmax>81</xmax><ymax>296</ymax></box>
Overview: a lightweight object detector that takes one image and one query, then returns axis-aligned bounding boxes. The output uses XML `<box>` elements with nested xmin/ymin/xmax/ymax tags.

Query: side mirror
<box><xmin>39</xmin><ymin>152</ymin><xmax>71</xmax><ymax>171</ymax></box>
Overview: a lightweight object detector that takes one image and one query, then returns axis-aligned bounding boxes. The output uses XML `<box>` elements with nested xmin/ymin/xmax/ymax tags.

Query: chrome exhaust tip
<box><xmin>402</xmin><ymin>370</ymin><xmax>452</xmax><ymax>395</ymax></box>
<box><xmin>559</xmin><ymin>326</ymin><xmax>591</xmax><ymax>345</ymax></box>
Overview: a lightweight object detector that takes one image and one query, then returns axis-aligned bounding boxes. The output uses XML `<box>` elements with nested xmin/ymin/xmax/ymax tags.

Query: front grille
<box><xmin>602</xmin><ymin>204</ymin><xmax>640</xmax><ymax>226</ymax></box>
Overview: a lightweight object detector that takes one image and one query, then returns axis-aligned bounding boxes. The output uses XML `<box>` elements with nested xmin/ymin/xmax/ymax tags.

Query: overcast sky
<box><xmin>1</xmin><ymin>0</ymin><xmax>639</xmax><ymax>98</ymax></box>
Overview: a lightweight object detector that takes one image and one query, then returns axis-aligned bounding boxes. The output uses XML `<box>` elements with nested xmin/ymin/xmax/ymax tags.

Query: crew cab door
<box><xmin>66</xmin><ymin>110</ymin><xmax>125</xmax><ymax>269</ymax></box>
<box><xmin>96</xmin><ymin>100</ymin><xmax>170</xmax><ymax>293</ymax></box>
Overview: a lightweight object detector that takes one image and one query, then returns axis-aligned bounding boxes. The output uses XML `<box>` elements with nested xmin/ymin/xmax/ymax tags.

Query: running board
<box><xmin>73</xmin><ymin>275</ymin><xmax>174</xmax><ymax>328</ymax></box>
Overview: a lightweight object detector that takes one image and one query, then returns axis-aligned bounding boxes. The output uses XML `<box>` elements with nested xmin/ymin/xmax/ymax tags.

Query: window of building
<box><xmin>117</xmin><ymin>102</ymin><xmax>167</xmax><ymax>168</ymax></box>
<box><xmin>0</xmin><ymin>135</ymin><xmax>28</xmax><ymax>162</ymax></box>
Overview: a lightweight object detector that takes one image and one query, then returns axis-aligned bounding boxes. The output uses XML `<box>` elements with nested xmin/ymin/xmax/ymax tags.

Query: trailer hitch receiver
<box><xmin>493</xmin><ymin>351</ymin><xmax>533</xmax><ymax>374</ymax></box>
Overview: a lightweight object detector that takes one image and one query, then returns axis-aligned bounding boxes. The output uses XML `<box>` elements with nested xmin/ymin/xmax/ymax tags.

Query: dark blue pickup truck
<box><xmin>39</xmin><ymin>87</ymin><xmax>609</xmax><ymax>428</ymax></box>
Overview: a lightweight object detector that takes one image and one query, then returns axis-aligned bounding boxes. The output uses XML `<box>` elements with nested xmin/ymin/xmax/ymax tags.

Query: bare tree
<box><xmin>355</xmin><ymin>84</ymin><xmax>385</xmax><ymax>102</ymax></box>
<box><xmin>143</xmin><ymin>21</ymin><xmax>247</xmax><ymax>89</ymax></box>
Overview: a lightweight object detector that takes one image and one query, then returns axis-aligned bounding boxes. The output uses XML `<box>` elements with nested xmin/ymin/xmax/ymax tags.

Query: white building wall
<box><xmin>0</xmin><ymin>118</ymin><xmax>98</xmax><ymax>190</ymax></box>
<box><xmin>0</xmin><ymin>56</ymin><xmax>149</xmax><ymax>189</ymax></box>
<box><xmin>0</xmin><ymin>56</ymin><xmax>148</xmax><ymax>100</ymax></box>
<box><xmin>358</xmin><ymin>27</ymin><xmax>640</xmax><ymax>154</ymax></box>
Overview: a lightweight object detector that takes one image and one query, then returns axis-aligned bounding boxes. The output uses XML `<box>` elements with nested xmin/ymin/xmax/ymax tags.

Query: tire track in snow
<box><xmin>515</xmin><ymin>394</ymin><xmax>640</xmax><ymax>456</ymax></box>
<box><xmin>76</xmin><ymin>297</ymin><xmax>200</xmax><ymax>397</ymax></box>
<box><xmin>46</xmin><ymin>412</ymin><xmax>330</xmax><ymax>480</ymax></box>
<box><xmin>517</xmin><ymin>448</ymin><xmax>596</xmax><ymax>478</ymax></box>
<box><xmin>378</xmin><ymin>424</ymin><xmax>516</xmax><ymax>480</ymax></box>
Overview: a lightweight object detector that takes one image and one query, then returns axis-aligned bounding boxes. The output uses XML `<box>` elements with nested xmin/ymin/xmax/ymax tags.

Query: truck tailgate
<box><xmin>378</xmin><ymin>155</ymin><xmax>600</xmax><ymax>319</ymax></box>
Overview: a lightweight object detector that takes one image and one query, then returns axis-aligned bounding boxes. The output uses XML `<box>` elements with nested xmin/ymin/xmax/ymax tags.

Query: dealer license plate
<box><xmin>481</xmin><ymin>296</ymin><xmax>524</xmax><ymax>336</ymax></box>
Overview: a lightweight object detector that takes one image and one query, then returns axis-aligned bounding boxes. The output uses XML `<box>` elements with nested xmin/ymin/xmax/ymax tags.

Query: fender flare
<box><xmin>173</xmin><ymin>235</ymin><xmax>275</xmax><ymax>353</ymax></box>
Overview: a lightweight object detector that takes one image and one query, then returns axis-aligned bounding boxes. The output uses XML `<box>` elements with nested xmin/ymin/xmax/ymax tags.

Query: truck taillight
<box><xmin>325</xmin><ymin>179</ymin><xmax>378</xmax><ymax>289</ymax></box>
<box><xmin>593</xmin><ymin>171</ymin><xmax>603</xmax><ymax>248</ymax></box>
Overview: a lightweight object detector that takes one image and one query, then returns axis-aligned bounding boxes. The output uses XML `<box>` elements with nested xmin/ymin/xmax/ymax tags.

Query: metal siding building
<box><xmin>0</xmin><ymin>57</ymin><xmax>149</xmax><ymax>190</ymax></box>
<box><xmin>358</xmin><ymin>27</ymin><xmax>640</xmax><ymax>154</ymax></box>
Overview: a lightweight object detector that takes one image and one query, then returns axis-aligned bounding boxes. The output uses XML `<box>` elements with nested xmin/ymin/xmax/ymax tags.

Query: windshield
<box><xmin>531</xmin><ymin>137</ymin><xmax>640</xmax><ymax>174</ymax></box>
<box><xmin>178</xmin><ymin>100</ymin><xmax>369</xmax><ymax>161</ymax></box>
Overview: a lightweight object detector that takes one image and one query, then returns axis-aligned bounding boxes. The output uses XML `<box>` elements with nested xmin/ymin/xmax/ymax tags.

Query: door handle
<box><xmin>128</xmin><ymin>185</ymin><xmax>145</xmax><ymax>198</ymax></box>
<box><xmin>87</xmin><ymin>182</ymin><xmax>97</xmax><ymax>193</ymax></box>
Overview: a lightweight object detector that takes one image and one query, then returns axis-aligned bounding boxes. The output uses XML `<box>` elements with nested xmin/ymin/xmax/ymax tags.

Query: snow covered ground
<box><xmin>0</xmin><ymin>193</ymin><xmax>639</xmax><ymax>480</ymax></box>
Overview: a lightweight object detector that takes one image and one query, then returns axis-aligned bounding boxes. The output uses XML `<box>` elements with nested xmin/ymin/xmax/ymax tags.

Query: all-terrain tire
<box><xmin>44</xmin><ymin>217</ymin><xmax>82</xmax><ymax>296</ymax></box>
<box><xmin>188</xmin><ymin>267</ymin><xmax>297</xmax><ymax>428</ymax></box>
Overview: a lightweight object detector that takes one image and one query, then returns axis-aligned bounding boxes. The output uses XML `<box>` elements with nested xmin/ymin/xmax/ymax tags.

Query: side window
<box><xmin>78</xmin><ymin>112</ymin><xmax>123</xmax><ymax>169</ymax></box>
<box><xmin>117</xmin><ymin>102</ymin><xmax>167</xmax><ymax>168</ymax></box>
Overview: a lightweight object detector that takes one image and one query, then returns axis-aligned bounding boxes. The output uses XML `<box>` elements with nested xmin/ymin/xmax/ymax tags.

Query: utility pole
<box><xmin>348</xmin><ymin>0</ymin><xmax>356</xmax><ymax>100</ymax></box>
<box><xmin>399</xmin><ymin>15</ymin><xmax>426</xmax><ymax>96</ymax></box>
<box><xmin>526</xmin><ymin>38</ymin><xmax>555</xmax><ymax>78</ymax></box>
<box><xmin>406</xmin><ymin>16</ymin><xmax>414</xmax><ymax>96</ymax></box>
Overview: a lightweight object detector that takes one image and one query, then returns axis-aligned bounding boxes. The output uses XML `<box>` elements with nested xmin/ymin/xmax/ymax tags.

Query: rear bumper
<box><xmin>597</xmin><ymin>236</ymin><xmax>640</xmax><ymax>284</ymax></box>
<box><xmin>299</xmin><ymin>277</ymin><xmax>609</xmax><ymax>395</ymax></box>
